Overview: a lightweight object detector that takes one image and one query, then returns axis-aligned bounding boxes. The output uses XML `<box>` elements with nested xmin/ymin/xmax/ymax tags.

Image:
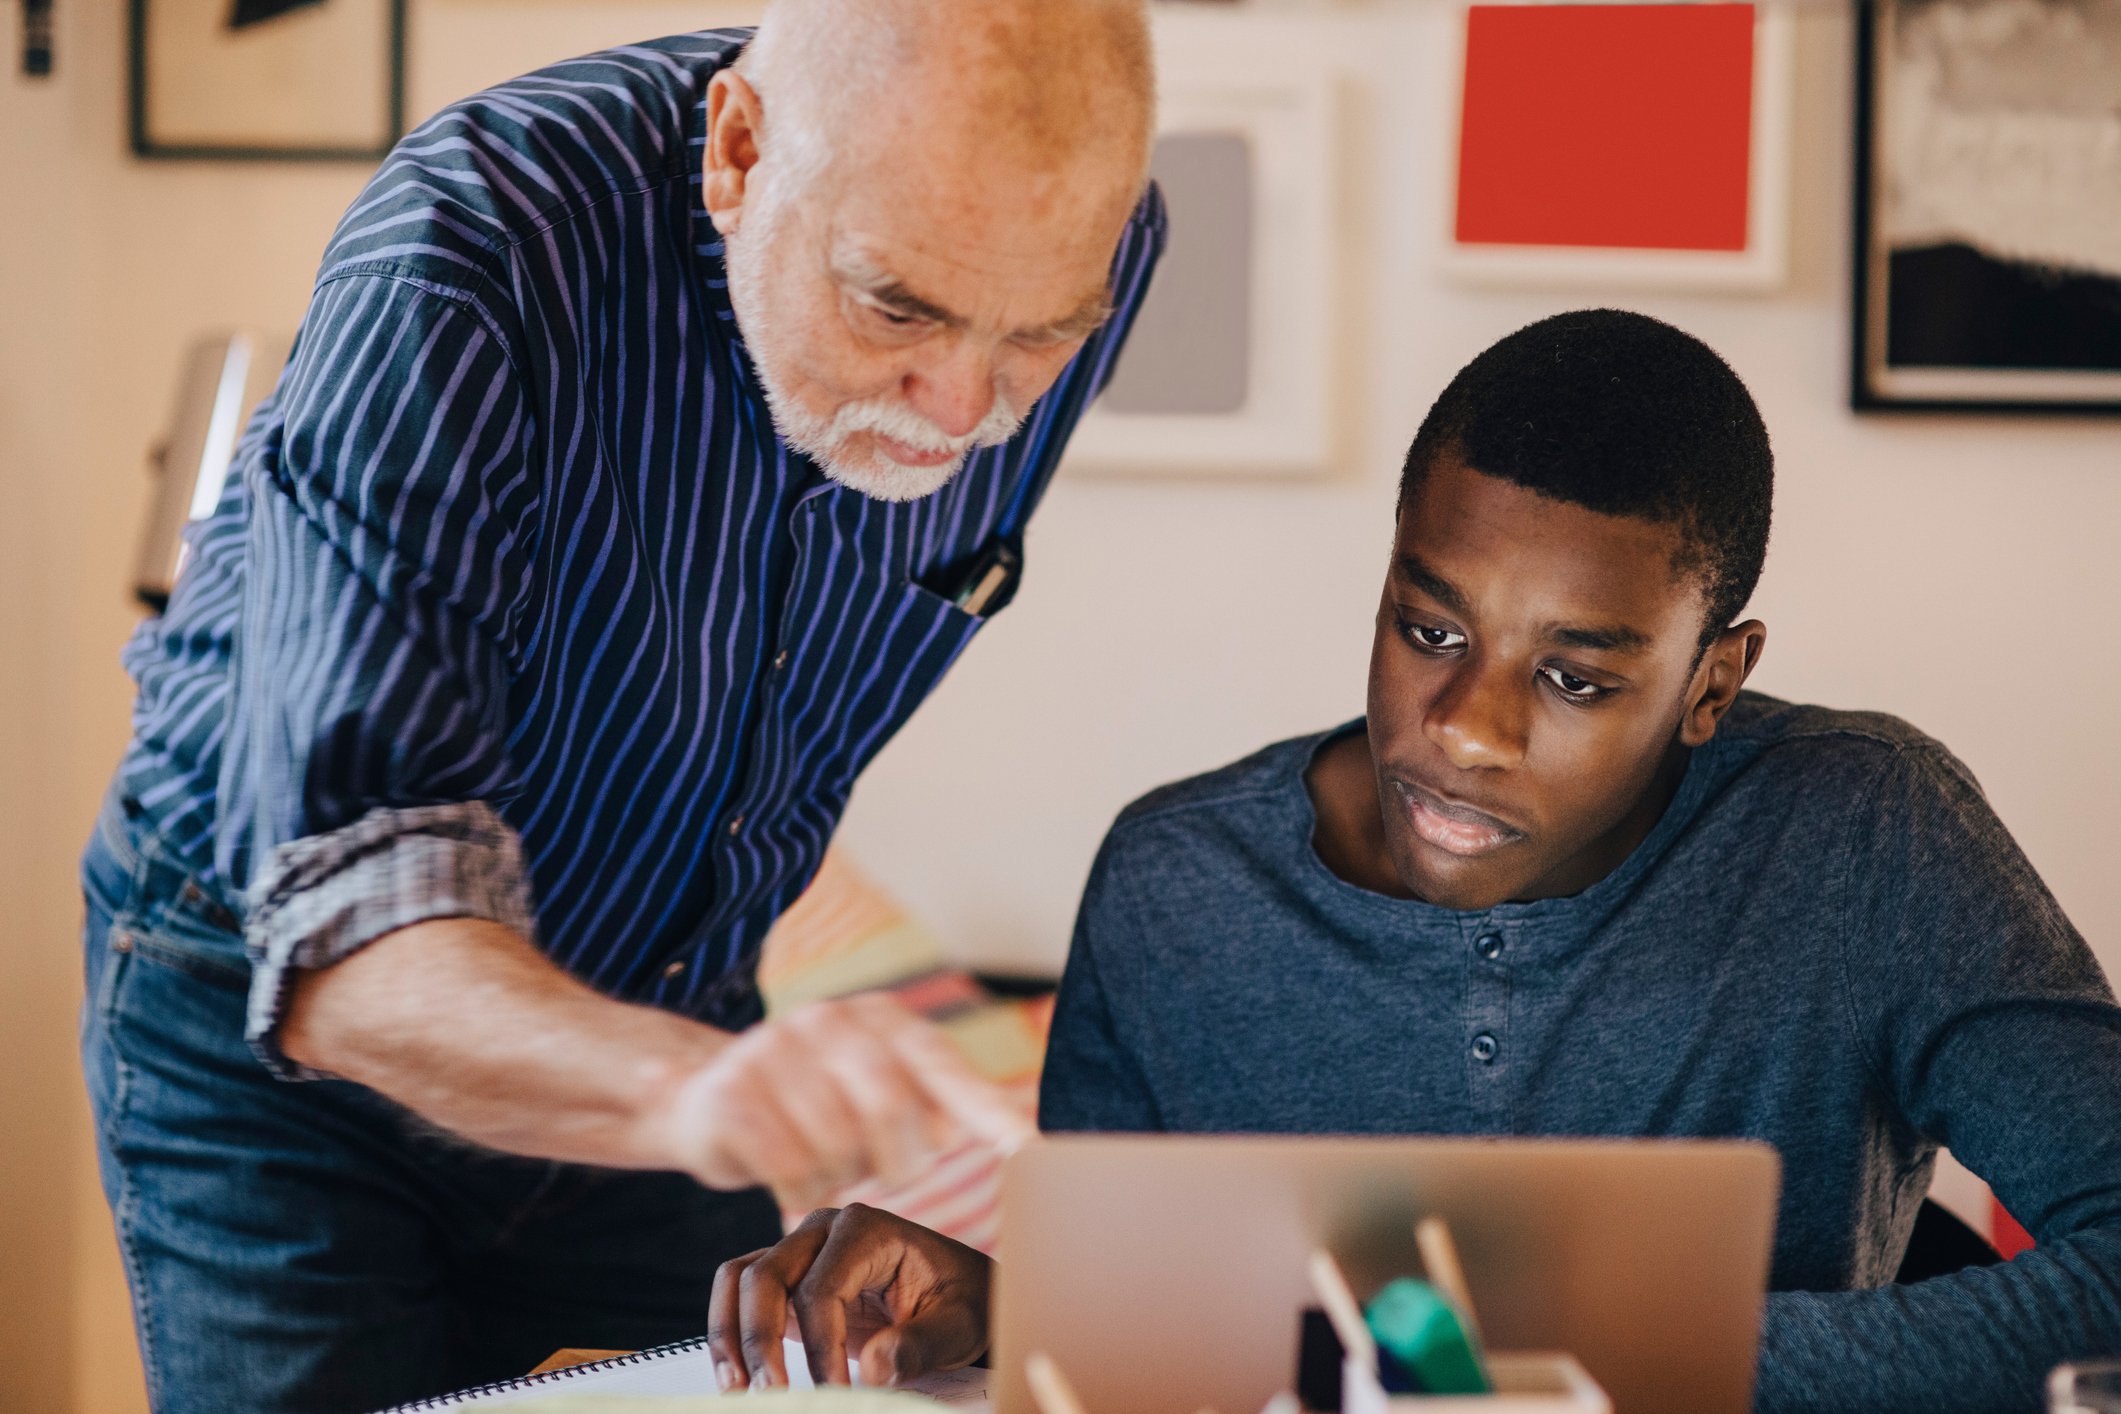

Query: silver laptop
<box><xmin>992</xmin><ymin>1135</ymin><xmax>1779</xmax><ymax>1414</ymax></box>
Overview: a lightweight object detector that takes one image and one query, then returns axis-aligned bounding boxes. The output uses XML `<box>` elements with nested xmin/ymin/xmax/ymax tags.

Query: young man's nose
<box><xmin>1424</xmin><ymin>657</ymin><xmax>1530</xmax><ymax>772</ymax></box>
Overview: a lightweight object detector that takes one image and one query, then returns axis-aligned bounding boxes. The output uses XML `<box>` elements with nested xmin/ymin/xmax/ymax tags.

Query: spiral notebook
<box><xmin>384</xmin><ymin>1337</ymin><xmax>991</xmax><ymax>1410</ymax></box>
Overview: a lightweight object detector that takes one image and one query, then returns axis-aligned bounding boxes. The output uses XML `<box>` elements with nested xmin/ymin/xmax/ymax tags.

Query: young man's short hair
<box><xmin>1400</xmin><ymin>309</ymin><xmax>1774</xmax><ymax>650</ymax></box>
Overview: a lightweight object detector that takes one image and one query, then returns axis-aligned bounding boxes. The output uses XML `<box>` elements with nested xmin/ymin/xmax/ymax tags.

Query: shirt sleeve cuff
<box><xmin>242</xmin><ymin>801</ymin><xmax>536</xmax><ymax>1080</ymax></box>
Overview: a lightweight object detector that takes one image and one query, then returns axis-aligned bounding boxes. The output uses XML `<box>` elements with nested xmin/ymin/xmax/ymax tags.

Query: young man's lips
<box><xmin>872</xmin><ymin>433</ymin><xmax>961</xmax><ymax>469</ymax></box>
<box><xmin>1395</xmin><ymin>781</ymin><xmax>1521</xmax><ymax>857</ymax></box>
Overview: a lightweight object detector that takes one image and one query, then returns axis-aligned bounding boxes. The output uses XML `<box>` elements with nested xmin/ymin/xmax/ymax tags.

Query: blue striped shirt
<box><xmin>110</xmin><ymin>29</ymin><xmax>1166</xmax><ymax>1073</ymax></box>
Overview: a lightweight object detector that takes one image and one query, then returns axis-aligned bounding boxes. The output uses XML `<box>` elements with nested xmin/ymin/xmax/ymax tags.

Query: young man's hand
<box><xmin>707</xmin><ymin>1204</ymin><xmax>995</xmax><ymax>1391</ymax></box>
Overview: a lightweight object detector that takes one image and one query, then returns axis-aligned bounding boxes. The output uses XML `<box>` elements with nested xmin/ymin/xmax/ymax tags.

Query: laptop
<box><xmin>991</xmin><ymin>1135</ymin><xmax>1779</xmax><ymax>1414</ymax></box>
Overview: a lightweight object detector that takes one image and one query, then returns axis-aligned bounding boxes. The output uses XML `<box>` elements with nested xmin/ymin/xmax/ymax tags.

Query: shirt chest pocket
<box><xmin>765</xmin><ymin>503</ymin><xmax>1021</xmax><ymax>801</ymax></box>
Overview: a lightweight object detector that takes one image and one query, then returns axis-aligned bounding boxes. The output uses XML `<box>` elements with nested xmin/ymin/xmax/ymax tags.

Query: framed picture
<box><xmin>1062</xmin><ymin>14</ymin><xmax>1338</xmax><ymax>478</ymax></box>
<box><xmin>1852</xmin><ymin>0</ymin><xmax>2121</xmax><ymax>412</ymax></box>
<box><xmin>131</xmin><ymin>0</ymin><xmax>407</xmax><ymax>161</ymax></box>
<box><xmin>1440</xmin><ymin>2</ymin><xmax>1793</xmax><ymax>292</ymax></box>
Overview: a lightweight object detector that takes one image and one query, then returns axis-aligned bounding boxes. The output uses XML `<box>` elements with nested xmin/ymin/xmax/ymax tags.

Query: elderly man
<box><xmin>79</xmin><ymin>2</ymin><xmax>1162</xmax><ymax>1410</ymax></box>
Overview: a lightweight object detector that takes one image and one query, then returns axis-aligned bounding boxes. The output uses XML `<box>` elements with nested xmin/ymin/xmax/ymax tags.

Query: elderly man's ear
<box><xmin>704</xmin><ymin>69</ymin><xmax>765</xmax><ymax>237</ymax></box>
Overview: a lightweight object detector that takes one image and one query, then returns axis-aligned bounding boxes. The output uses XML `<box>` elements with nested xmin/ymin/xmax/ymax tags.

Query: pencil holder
<box><xmin>1341</xmin><ymin>1351</ymin><xmax>1610</xmax><ymax>1414</ymax></box>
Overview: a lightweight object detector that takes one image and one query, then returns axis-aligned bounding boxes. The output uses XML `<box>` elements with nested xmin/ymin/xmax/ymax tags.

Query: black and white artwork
<box><xmin>1854</xmin><ymin>0</ymin><xmax>2121</xmax><ymax>411</ymax></box>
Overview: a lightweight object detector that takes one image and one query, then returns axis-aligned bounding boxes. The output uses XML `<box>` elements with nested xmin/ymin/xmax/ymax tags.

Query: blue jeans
<box><xmin>79</xmin><ymin>792</ymin><xmax>780</xmax><ymax>1413</ymax></box>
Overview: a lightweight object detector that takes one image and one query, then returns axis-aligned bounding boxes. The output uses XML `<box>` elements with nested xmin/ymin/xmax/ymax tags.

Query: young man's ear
<box><xmin>1679</xmin><ymin>619</ymin><xmax>1767</xmax><ymax>748</ymax></box>
<box><xmin>703</xmin><ymin>69</ymin><xmax>765</xmax><ymax>237</ymax></box>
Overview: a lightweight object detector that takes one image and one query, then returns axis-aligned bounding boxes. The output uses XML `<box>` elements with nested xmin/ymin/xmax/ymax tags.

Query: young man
<box><xmin>706</xmin><ymin>311</ymin><xmax>2121</xmax><ymax>1412</ymax></box>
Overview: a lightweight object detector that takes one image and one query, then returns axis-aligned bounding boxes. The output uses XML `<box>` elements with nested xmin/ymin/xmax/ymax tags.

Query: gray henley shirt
<box><xmin>1040</xmin><ymin>692</ymin><xmax>2121</xmax><ymax>1412</ymax></box>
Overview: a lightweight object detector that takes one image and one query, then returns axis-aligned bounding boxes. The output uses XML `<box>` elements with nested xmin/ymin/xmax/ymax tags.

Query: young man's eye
<box><xmin>1539</xmin><ymin>665</ymin><xmax>1607</xmax><ymax>701</ymax></box>
<box><xmin>1394</xmin><ymin>616</ymin><xmax>1466</xmax><ymax>653</ymax></box>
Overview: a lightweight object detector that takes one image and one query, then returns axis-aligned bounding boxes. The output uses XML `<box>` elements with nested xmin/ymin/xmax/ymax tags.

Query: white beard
<box><xmin>723</xmin><ymin>223</ymin><xmax>1024</xmax><ymax>503</ymax></box>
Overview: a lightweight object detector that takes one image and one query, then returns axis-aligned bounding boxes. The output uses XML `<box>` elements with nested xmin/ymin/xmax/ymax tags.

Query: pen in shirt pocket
<box><xmin>944</xmin><ymin>537</ymin><xmax>1022</xmax><ymax>617</ymax></box>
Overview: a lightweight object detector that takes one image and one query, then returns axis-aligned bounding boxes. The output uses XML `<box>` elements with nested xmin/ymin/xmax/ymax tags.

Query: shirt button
<box><xmin>662</xmin><ymin>959</ymin><xmax>687</xmax><ymax>980</ymax></box>
<box><xmin>772</xmin><ymin>650</ymin><xmax>791</xmax><ymax>671</ymax></box>
<box><xmin>1471</xmin><ymin>1032</ymin><xmax>1499</xmax><ymax>1063</ymax></box>
<box><xmin>726</xmin><ymin>815</ymin><xmax>745</xmax><ymax>837</ymax></box>
<box><xmin>1475</xmin><ymin>933</ymin><xmax>1504</xmax><ymax>961</ymax></box>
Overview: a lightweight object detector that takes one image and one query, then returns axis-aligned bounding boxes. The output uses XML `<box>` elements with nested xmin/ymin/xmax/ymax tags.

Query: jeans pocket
<box><xmin>86</xmin><ymin>794</ymin><xmax>251</xmax><ymax>1017</ymax></box>
<box><xmin>128</xmin><ymin>927</ymin><xmax>251</xmax><ymax>992</ymax></box>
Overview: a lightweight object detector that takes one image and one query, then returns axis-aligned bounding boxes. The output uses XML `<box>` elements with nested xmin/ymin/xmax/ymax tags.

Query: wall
<box><xmin>1</xmin><ymin>2</ymin><xmax>2114</xmax><ymax>1409</ymax></box>
<box><xmin>1</xmin><ymin>27</ymin><xmax>93</xmax><ymax>1413</ymax></box>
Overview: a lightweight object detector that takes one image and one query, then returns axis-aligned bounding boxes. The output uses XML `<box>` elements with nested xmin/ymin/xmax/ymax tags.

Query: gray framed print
<box><xmin>130</xmin><ymin>0</ymin><xmax>406</xmax><ymax>161</ymax></box>
<box><xmin>1063</xmin><ymin>7</ymin><xmax>1338</xmax><ymax>479</ymax></box>
<box><xmin>1852</xmin><ymin>0</ymin><xmax>2121</xmax><ymax>413</ymax></box>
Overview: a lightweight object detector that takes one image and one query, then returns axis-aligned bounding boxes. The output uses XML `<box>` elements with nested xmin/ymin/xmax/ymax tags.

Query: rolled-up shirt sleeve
<box><xmin>225</xmin><ymin>271</ymin><xmax>538</xmax><ymax>1078</ymax></box>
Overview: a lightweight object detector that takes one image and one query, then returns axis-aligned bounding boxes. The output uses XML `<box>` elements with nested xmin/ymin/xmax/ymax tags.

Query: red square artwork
<box><xmin>1456</xmin><ymin>4</ymin><xmax>1756</xmax><ymax>252</ymax></box>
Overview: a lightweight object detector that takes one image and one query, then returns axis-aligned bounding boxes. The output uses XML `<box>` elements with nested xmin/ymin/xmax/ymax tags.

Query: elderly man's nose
<box><xmin>903</xmin><ymin>349</ymin><xmax>996</xmax><ymax>440</ymax></box>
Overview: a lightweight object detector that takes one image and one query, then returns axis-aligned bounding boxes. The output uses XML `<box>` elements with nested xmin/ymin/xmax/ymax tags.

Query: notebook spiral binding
<box><xmin>383</xmin><ymin>1334</ymin><xmax>717</xmax><ymax>1410</ymax></box>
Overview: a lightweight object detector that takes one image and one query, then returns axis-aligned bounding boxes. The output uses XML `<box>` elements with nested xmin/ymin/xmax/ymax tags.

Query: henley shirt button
<box><xmin>772</xmin><ymin>650</ymin><xmax>791</xmax><ymax>671</ymax></box>
<box><xmin>1475</xmin><ymin>933</ymin><xmax>1504</xmax><ymax>960</ymax></box>
<box><xmin>663</xmin><ymin>960</ymin><xmax>687</xmax><ymax>980</ymax></box>
<box><xmin>1471</xmin><ymin>1032</ymin><xmax>1499</xmax><ymax>1063</ymax></box>
<box><xmin>726</xmin><ymin>816</ymin><xmax>745</xmax><ymax>837</ymax></box>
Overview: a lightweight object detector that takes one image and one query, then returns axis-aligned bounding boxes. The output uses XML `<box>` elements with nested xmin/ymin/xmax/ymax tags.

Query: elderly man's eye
<box><xmin>850</xmin><ymin>297</ymin><xmax>927</xmax><ymax>333</ymax></box>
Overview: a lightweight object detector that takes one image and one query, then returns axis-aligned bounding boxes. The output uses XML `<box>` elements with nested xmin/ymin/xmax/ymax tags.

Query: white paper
<box><xmin>419</xmin><ymin>1338</ymin><xmax>988</xmax><ymax>1409</ymax></box>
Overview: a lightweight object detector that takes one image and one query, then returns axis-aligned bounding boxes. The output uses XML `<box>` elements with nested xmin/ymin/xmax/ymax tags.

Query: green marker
<box><xmin>1364</xmin><ymin>1277</ymin><xmax>1492</xmax><ymax>1396</ymax></box>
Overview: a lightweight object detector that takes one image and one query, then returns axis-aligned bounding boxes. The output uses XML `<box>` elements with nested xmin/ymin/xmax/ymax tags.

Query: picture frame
<box><xmin>1851</xmin><ymin>0</ymin><xmax>2121</xmax><ymax>413</ymax></box>
<box><xmin>1439</xmin><ymin>2</ymin><xmax>1793</xmax><ymax>293</ymax></box>
<box><xmin>130</xmin><ymin>0</ymin><xmax>407</xmax><ymax>162</ymax></box>
<box><xmin>1062</xmin><ymin>13</ymin><xmax>1338</xmax><ymax>479</ymax></box>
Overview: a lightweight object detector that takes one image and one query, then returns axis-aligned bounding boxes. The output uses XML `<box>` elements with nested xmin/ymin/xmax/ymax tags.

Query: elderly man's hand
<box><xmin>708</xmin><ymin>1204</ymin><xmax>994</xmax><ymax>1391</ymax></box>
<box><xmin>659</xmin><ymin>993</ymin><xmax>1028</xmax><ymax>1212</ymax></box>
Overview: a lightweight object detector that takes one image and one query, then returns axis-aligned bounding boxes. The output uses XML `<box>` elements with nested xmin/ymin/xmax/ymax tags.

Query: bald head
<box><xmin>703</xmin><ymin>0</ymin><xmax>1156</xmax><ymax>504</ymax></box>
<box><xmin>738</xmin><ymin>0</ymin><xmax>1155</xmax><ymax>196</ymax></box>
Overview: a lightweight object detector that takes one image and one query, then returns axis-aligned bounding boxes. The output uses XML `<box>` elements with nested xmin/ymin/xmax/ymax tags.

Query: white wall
<box><xmin>2</xmin><ymin>2</ymin><xmax>2114</xmax><ymax>1408</ymax></box>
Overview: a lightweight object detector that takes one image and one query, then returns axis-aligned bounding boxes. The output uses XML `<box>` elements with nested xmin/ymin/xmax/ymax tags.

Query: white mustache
<box><xmin>826</xmin><ymin>392</ymin><xmax>1024</xmax><ymax>459</ymax></box>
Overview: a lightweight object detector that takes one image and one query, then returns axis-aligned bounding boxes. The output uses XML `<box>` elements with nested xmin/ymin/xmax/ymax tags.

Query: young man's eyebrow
<box><xmin>1546</xmin><ymin>622</ymin><xmax>1652</xmax><ymax>654</ymax></box>
<box><xmin>1399</xmin><ymin>553</ymin><xmax>1651</xmax><ymax>654</ymax></box>
<box><xmin>1394</xmin><ymin>554</ymin><xmax>1471</xmax><ymax>617</ymax></box>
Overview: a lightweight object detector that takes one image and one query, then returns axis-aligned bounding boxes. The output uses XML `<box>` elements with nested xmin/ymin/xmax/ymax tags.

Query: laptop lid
<box><xmin>992</xmin><ymin>1134</ymin><xmax>1778</xmax><ymax>1414</ymax></box>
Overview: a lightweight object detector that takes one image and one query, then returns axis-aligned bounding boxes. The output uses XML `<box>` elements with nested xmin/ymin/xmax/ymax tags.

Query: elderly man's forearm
<box><xmin>279</xmin><ymin>917</ymin><xmax>729</xmax><ymax>1170</ymax></box>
